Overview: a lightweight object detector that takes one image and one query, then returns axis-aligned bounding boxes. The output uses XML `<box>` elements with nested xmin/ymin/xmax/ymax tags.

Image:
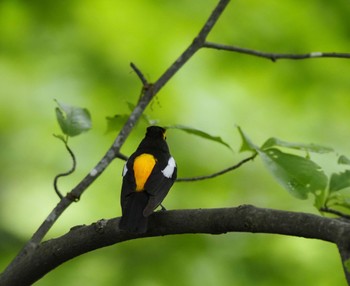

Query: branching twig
<box><xmin>151</xmin><ymin>0</ymin><xmax>231</xmax><ymax>94</ymax></box>
<box><xmin>1</xmin><ymin>0</ymin><xmax>232</xmax><ymax>278</ymax></box>
<box><xmin>177</xmin><ymin>154</ymin><xmax>256</xmax><ymax>182</ymax></box>
<box><xmin>203</xmin><ymin>41</ymin><xmax>350</xmax><ymax>62</ymax></box>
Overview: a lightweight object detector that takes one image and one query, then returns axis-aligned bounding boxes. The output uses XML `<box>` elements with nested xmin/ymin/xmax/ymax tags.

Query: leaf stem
<box><xmin>53</xmin><ymin>137</ymin><xmax>77</xmax><ymax>200</ymax></box>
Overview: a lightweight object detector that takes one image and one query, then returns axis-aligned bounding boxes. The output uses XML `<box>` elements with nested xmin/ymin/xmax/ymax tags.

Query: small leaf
<box><xmin>259</xmin><ymin>148</ymin><xmax>327</xmax><ymax>199</ymax></box>
<box><xmin>55</xmin><ymin>100</ymin><xmax>91</xmax><ymax>137</ymax></box>
<box><xmin>105</xmin><ymin>114</ymin><xmax>129</xmax><ymax>134</ymax></box>
<box><xmin>313</xmin><ymin>191</ymin><xmax>326</xmax><ymax>210</ymax></box>
<box><xmin>329</xmin><ymin>170</ymin><xmax>350</xmax><ymax>193</ymax></box>
<box><xmin>261</xmin><ymin>137</ymin><xmax>333</xmax><ymax>153</ymax></box>
<box><xmin>53</xmin><ymin>134</ymin><xmax>68</xmax><ymax>143</ymax></box>
<box><xmin>327</xmin><ymin>193</ymin><xmax>350</xmax><ymax>209</ymax></box>
<box><xmin>126</xmin><ymin>101</ymin><xmax>135</xmax><ymax>112</ymax></box>
<box><xmin>167</xmin><ymin>125</ymin><xmax>231</xmax><ymax>150</ymax></box>
<box><xmin>338</xmin><ymin>155</ymin><xmax>350</xmax><ymax>165</ymax></box>
<box><xmin>237</xmin><ymin>126</ymin><xmax>258</xmax><ymax>152</ymax></box>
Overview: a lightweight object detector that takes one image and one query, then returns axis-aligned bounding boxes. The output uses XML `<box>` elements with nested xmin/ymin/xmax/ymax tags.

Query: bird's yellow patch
<box><xmin>134</xmin><ymin>153</ymin><xmax>156</xmax><ymax>191</ymax></box>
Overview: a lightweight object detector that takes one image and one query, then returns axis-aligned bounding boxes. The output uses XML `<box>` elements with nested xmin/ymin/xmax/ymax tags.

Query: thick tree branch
<box><xmin>338</xmin><ymin>241</ymin><xmax>350</xmax><ymax>285</ymax></box>
<box><xmin>1</xmin><ymin>205</ymin><xmax>348</xmax><ymax>285</ymax></box>
<box><xmin>203</xmin><ymin>41</ymin><xmax>350</xmax><ymax>61</ymax></box>
<box><xmin>1</xmin><ymin>0</ymin><xmax>231</xmax><ymax>278</ymax></box>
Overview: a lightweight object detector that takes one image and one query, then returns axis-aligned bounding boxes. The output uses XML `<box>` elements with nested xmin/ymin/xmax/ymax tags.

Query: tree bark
<box><xmin>1</xmin><ymin>205</ymin><xmax>349</xmax><ymax>285</ymax></box>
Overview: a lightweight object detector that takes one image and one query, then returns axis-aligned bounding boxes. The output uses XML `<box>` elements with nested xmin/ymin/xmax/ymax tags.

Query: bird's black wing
<box><xmin>143</xmin><ymin>156</ymin><xmax>177</xmax><ymax>216</ymax></box>
<box><xmin>120</xmin><ymin>154</ymin><xmax>138</xmax><ymax>212</ymax></box>
<box><xmin>119</xmin><ymin>153</ymin><xmax>150</xmax><ymax>233</ymax></box>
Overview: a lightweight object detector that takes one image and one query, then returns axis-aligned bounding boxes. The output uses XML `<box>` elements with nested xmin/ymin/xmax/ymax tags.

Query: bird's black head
<box><xmin>136</xmin><ymin>126</ymin><xmax>169</xmax><ymax>153</ymax></box>
<box><xmin>145</xmin><ymin>126</ymin><xmax>166</xmax><ymax>140</ymax></box>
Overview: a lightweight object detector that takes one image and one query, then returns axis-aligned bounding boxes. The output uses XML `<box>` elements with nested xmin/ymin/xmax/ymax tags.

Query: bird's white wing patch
<box><xmin>122</xmin><ymin>163</ymin><xmax>128</xmax><ymax>177</ymax></box>
<box><xmin>161</xmin><ymin>156</ymin><xmax>176</xmax><ymax>178</ymax></box>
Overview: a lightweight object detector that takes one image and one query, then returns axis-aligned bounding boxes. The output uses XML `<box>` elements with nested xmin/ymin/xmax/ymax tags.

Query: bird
<box><xmin>119</xmin><ymin>126</ymin><xmax>177</xmax><ymax>233</ymax></box>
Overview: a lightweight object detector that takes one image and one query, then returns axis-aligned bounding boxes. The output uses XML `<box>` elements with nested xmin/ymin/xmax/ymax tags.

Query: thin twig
<box><xmin>320</xmin><ymin>207</ymin><xmax>350</xmax><ymax>220</ymax></box>
<box><xmin>130</xmin><ymin>62</ymin><xmax>149</xmax><ymax>86</ymax></box>
<box><xmin>115</xmin><ymin>152</ymin><xmax>128</xmax><ymax>161</ymax></box>
<box><xmin>53</xmin><ymin>139</ymin><xmax>77</xmax><ymax>200</ymax></box>
<box><xmin>203</xmin><ymin>41</ymin><xmax>350</xmax><ymax>62</ymax></box>
<box><xmin>177</xmin><ymin>154</ymin><xmax>256</xmax><ymax>182</ymax></box>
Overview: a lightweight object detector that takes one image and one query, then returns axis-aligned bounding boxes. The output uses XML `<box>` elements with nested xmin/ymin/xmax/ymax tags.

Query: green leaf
<box><xmin>261</xmin><ymin>137</ymin><xmax>333</xmax><ymax>153</ymax></box>
<box><xmin>344</xmin><ymin>258</ymin><xmax>350</xmax><ymax>273</ymax></box>
<box><xmin>329</xmin><ymin>170</ymin><xmax>350</xmax><ymax>193</ymax></box>
<box><xmin>237</xmin><ymin>126</ymin><xmax>258</xmax><ymax>152</ymax></box>
<box><xmin>105</xmin><ymin>114</ymin><xmax>129</xmax><ymax>134</ymax></box>
<box><xmin>314</xmin><ymin>191</ymin><xmax>326</xmax><ymax>210</ymax></box>
<box><xmin>326</xmin><ymin>193</ymin><xmax>350</xmax><ymax>209</ymax></box>
<box><xmin>55</xmin><ymin>100</ymin><xmax>92</xmax><ymax>137</ymax></box>
<box><xmin>259</xmin><ymin>148</ymin><xmax>327</xmax><ymax>199</ymax></box>
<box><xmin>338</xmin><ymin>155</ymin><xmax>350</xmax><ymax>165</ymax></box>
<box><xmin>167</xmin><ymin>124</ymin><xmax>231</xmax><ymax>150</ymax></box>
<box><xmin>126</xmin><ymin>101</ymin><xmax>136</xmax><ymax>112</ymax></box>
<box><xmin>53</xmin><ymin>134</ymin><xmax>68</xmax><ymax>143</ymax></box>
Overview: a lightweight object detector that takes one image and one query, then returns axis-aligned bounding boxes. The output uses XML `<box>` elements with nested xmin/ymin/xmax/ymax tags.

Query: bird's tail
<box><xmin>119</xmin><ymin>192</ymin><xmax>149</xmax><ymax>233</ymax></box>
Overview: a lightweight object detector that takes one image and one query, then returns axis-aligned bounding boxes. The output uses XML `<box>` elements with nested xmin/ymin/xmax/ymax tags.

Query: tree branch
<box><xmin>203</xmin><ymin>41</ymin><xmax>350</xmax><ymax>62</ymax></box>
<box><xmin>1</xmin><ymin>205</ymin><xmax>348</xmax><ymax>285</ymax></box>
<box><xmin>150</xmin><ymin>0</ymin><xmax>230</xmax><ymax>94</ymax></box>
<box><xmin>1</xmin><ymin>0</ymin><xmax>232</xmax><ymax>277</ymax></box>
<box><xmin>338</xmin><ymin>241</ymin><xmax>350</xmax><ymax>285</ymax></box>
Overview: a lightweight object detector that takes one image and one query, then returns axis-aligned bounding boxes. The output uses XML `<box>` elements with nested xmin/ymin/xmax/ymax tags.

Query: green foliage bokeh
<box><xmin>1</xmin><ymin>0</ymin><xmax>350</xmax><ymax>285</ymax></box>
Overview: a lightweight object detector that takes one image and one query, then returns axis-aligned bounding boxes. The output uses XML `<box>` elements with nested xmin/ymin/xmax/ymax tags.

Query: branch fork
<box><xmin>2</xmin><ymin>0</ymin><xmax>350</xmax><ymax>284</ymax></box>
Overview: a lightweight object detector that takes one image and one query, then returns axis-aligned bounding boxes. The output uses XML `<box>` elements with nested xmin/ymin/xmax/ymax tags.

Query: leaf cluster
<box><xmin>238</xmin><ymin>127</ymin><xmax>350</xmax><ymax>213</ymax></box>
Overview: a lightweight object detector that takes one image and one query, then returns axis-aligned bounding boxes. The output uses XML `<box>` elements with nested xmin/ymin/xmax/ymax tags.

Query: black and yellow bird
<box><xmin>119</xmin><ymin>126</ymin><xmax>177</xmax><ymax>233</ymax></box>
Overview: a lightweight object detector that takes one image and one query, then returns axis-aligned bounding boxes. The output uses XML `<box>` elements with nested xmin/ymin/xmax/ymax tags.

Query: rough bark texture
<box><xmin>1</xmin><ymin>205</ymin><xmax>350</xmax><ymax>285</ymax></box>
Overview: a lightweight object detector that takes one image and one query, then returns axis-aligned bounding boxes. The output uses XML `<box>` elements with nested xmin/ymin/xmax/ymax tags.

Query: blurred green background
<box><xmin>1</xmin><ymin>0</ymin><xmax>350</xmax><ymax>285</ymax></box>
